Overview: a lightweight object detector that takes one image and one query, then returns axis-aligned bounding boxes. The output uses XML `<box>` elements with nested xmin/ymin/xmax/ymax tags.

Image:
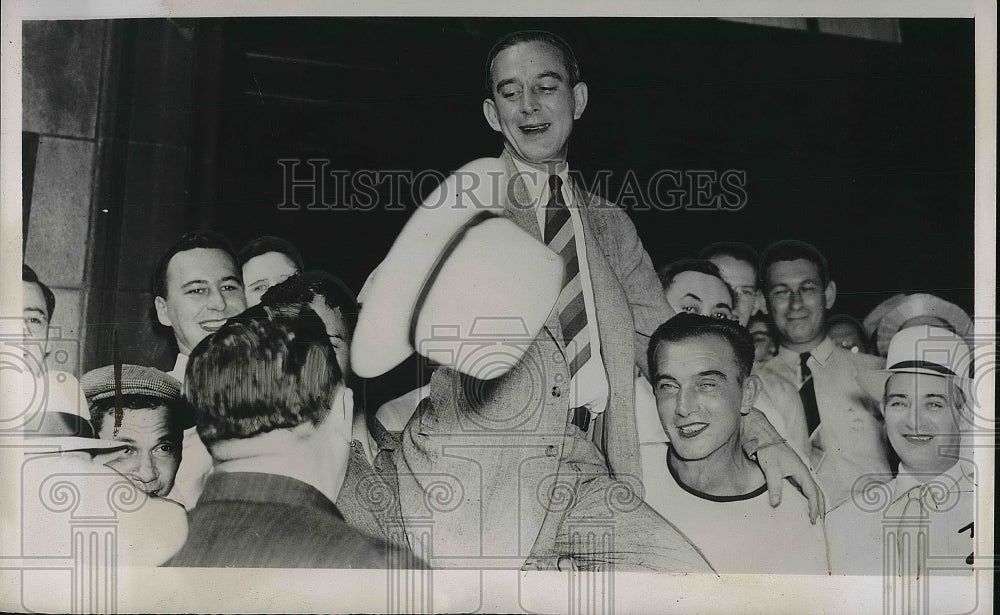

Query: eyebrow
<box><xmin>885</xmin><ymin>393</ymin><xmax>909</xmax><ymax>401</ymax></box>
<box><xmin>680</xmin><ymin>293</ymin><xmax>703</xmax><ymax>302</ymax></box>
<box><xmin>494</xmin><ymin>71</ymin><xmax>565</xmax><ymax>93</ymax></box>
<box><xmin>923</xmin><ymin>393</ymin><xmax>950</xmax><ymax>402</ymax></box>
<box><xmin>713</xmin><ymin>302</ymin><xmax>733</xmax><ymax>310</ymax></box>
<box><xmin>181</xmin><ymin>275</ymin><xmax>242</xmax><ymax>289</ymax></box>
<box><xmin>697</xmin><ymin>370</ymin><xmax>728</xmax><ymax>380</ymax></box>
<box><xmin>652</xmin><ymin>374</ymin><xmax>676</xmax><ymax>386</ymax></box>
<box><xmin>247</xmin><ymin>278</ymin><xmax>267</xmax><ymax>288</ymax></box>
<box><xmin>23</xmin><ymin>307</ymin><xmax>47</xmax><ymax>317</ymax></box>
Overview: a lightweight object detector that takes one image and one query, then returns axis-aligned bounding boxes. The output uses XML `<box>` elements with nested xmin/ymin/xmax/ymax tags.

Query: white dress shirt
<box><xmin>165</xmin><ymin>353</ymin><xmax>214</xmax><ymax>510</ymax></box>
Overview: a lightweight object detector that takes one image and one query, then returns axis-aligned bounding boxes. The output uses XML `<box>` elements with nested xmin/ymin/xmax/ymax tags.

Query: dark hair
<box><xmin>237</xmin><ymin>235</ymin><xmax>305</xmax><ymax>271</ymax></box>
<box><xmin>826</xmin><ymin>313</ymin><xmax>870</xmax><ymax>350</ymax></box>
<box><xmin>89</xmin><ymin>394</ymin><xmax>195</xmax><ymax>435</ymax></box>
<box><xmin>759</xmin><ymin>240</ymin><xmax>830</xmax><ymax>289</ymax></box>
<box><xmin>22</xmin><ymin>264</ymin><xmax>56</xmax><ymax>320</ymax></box>
<box><xmin>484</xmin><ymin>30</ymin><xmax>581</xmax><ymax>97</ymax></box>
<box><xmin>647</xmin><ymin>313</ymin><xmax>755</xmax><ymax>383</ymax></box>
<box><xmin>826</xmin><ymin>313</ymin><xmax>865</xmax><ymax>335</ymax></box>
<box><xmin>698</xmin><ymin>242</ymin><xmax>760</xmax><ymax>274</ymax></box>
<box><xmin>259</xmin><ymin>271</ymin><xmax>359</xmax><ymax>337</ymax></box>
<box><xmin>747</xmin><ymin>313</ymin><xmax>780</xmax><ymax>357</ymax></box>
<box><xmin>152</xmin><ymin>230</ymin><xmax>240</xmax><ymax>299</ymax></box>
<box><xmin>185</xmin><ymin>303</ymin><xmax>342</xmax><ymax>446</ymax></box>
<box><xmin>656</xmin><ymin>258</ymin><xmax>737</xmax><ymax>306</ymax></box>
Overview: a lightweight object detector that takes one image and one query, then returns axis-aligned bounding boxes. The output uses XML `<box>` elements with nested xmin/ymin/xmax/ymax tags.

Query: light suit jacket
<box><xmin>396</xmin><ymin>150</ymin><xmax>669</xmax><ymax>567</ymax></box>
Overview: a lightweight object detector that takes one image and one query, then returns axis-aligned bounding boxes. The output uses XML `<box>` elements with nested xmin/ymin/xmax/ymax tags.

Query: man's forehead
<box><xmin>22</xmin><ymin>281</ymin><xmax>48</xmax><ymax>312</ymax></box>
<box><xmin>166</xmin><ymin>247</ymin><xmax>239</xmax><ymax>282</ymax></box>
<box><xmin>765</xmin><ymin>258</ymin><xmax>822</xmax><ymax>284</ymax></box>
<box><xmin>491</xmin><ymin>41</ymin><xmax>568</xmax><ymax>81</ymax></box>
<box><xmin>886</xmin><ymin>372</ymin><xmax>951</xmax><ymax>395</ymax></box>
<box><xmin>710</xmin><ymin>255</ymin><xmax>757</xmax><ymax>284</ymax></box>
<box><xmin>655</xmin><ymin>335</ymin><xmax>738</xmax><ymax>373</ymax></box>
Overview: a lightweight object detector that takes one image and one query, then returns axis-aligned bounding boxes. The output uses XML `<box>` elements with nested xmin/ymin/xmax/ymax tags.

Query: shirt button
<box><xmin>545</xmin><ymin>445</ymin><xmax>558</xmax><ymax>457</ymax></box>
<box><xmin>551</xmin><ymin>386</ymin><xmax>561</xmax><ymax>397</ymax></box>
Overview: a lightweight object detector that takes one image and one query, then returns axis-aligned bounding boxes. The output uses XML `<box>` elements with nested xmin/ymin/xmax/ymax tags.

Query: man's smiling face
<box><xmin>652</xmin><ymin>334</ymin><xmax>750</xmax><ymax>462</ymax></box>
<box><xmin>154</xmin><ymin>248</ymin><xmax>246</xmax><ymax>355</ymax></box>
<box><xmin>483</xmin><ymin>40</ymin><xmax>588</xmax><ymax>166</ymax></box>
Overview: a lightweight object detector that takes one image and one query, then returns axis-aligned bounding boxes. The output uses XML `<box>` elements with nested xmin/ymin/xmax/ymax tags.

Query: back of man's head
<box><xmin>185</xmin><ymin>303</ymin><xmax>342</xmax><ymax>447</ymax></box>
<box><xmin>152</xmin><ymin>230</ymin><xmax>240</xmax><ymax>299</ymax></box>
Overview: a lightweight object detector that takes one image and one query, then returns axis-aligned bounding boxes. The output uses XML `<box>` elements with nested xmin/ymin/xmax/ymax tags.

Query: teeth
<box><xmin>903</xmin><ymin>435</ymin><xmax>933</xmax><ymax>442</ymax></box>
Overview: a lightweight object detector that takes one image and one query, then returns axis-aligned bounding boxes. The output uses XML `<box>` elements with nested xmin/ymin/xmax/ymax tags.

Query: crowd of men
<box><xmin>19</xmin><ymin>30</ymin><xmax>976</xmax><ymax>577</ymax></box>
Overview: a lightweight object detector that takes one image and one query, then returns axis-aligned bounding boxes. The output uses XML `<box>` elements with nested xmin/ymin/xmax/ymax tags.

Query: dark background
<box><xmin>203</xmin><ymin>17</ymin><xmax>974</xmax><ymax>321</ymax></box>
<box><xmin>28</xmin><ymin>17</ymin><xmax>969</xmax><ymax>371</ymax></box>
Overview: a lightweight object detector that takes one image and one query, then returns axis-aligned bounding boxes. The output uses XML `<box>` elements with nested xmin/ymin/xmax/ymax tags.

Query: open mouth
<box><xmin>676</xmin><ymin>422</ymin><xmax>709</xmax><ymax>438</ymax></box>
<box><xmin>520</xmin><ymin>123</ymin><xmax>550</xmax><ymax>134</ymax></box>
<box><xmin>902</xmin><ymin>434</ymin><xmax>934</xmax><ymax>444</ymax></box>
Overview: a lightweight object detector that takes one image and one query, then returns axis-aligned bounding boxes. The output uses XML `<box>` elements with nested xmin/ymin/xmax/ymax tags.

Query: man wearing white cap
<box><xmin>354</xmin><ymin>30</ymin><xmax>821</xmax><ymax>571</ymax></box>
<box><xmin>826</xmin><ymin>325</ymin><xmax>976</xmax><ymax>581</ymax></box>
<box><xmin>20</xmin><ymin>405</ymin><xmax>188</xmax><ymax>566</ymax></box>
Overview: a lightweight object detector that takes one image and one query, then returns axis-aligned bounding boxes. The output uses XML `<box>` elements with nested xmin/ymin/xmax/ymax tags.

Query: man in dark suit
<box><xmin>395</xmin><ymin>30</ymin><xmax>822</xmax><ymax>571</ymax></box>
<box><xmin>164</xmin><ymin>304</ymin><xmax>422</xmax><ymax>568</ymax></box>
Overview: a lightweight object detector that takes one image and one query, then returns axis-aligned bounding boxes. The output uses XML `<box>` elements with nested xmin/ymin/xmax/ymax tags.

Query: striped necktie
<box><xmin>544</xmin><ymin>175</ymin><xmax>591</xmax><ymax>377</ymax></box>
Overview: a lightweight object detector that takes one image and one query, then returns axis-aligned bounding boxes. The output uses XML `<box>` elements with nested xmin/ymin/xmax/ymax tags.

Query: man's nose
<box><xmin>675</xmin><ymin>388</ymin><xmax>696</xmax><ymax>417</ymax></box>
<box><xmin>788</xmin><ymin>289</ymin><xmax>805</xmax><ymax>309</ymax></box>
<box><xmin>205</xmin><ymin>288</ymin><xmax>227</xmax><ymax>311</ymax></box>
<box><xmin>131</xmin><ymin>453</ymin><xmax>159</xmax><ymax>487</ymax></box>
<box><xmin>520</xmin><ymin>89</ymin><xmax>539</xmax><ymax>115</ymax></box>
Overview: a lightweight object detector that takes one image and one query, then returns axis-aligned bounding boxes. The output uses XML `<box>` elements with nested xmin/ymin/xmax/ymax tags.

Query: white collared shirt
<box><xmin>166</xmin><ymin>353</ymin><xmax>214</xmax><ymax>511</ymax></box>
<box><xmin>509</xmin><ymin>158</ymin><xmax>610</xmax><ymax>414</ymax></box>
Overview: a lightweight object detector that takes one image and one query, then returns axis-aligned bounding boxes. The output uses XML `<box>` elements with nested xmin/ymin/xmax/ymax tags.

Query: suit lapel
<box><xmin>499</xmin><ymin>150</ymin><xmax>542</xmax><ymax>241</ymax></box>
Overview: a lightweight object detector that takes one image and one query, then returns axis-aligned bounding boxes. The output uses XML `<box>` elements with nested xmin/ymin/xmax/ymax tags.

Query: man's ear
<box><xmin>740</xmin><ymin>374</ymin><xmax>762</xmax><ymax>415</ymax></box>
<box><xmin>154</xmin><ymin>296</ymin><xmax>172</xmax><ymax>328</ymax></box>
<box><xmin>483</xmin><ymin>98</ymin><xmax>502</xmax><ymax>133</ymax></box>
<box><xmin>824</xmin><ymin>280</ymin><xmax>837</xmax><ymax>310</ymax></box>
<box><xmin>572</xmin><ymin>82</ymin><xmax>589</xmax><ymax>120</ymax></box>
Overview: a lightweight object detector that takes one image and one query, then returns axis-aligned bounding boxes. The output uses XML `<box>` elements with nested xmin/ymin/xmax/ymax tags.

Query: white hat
<box><xmin>858</xmin><ymin>325</ymin><xmax>973</xmax><ymax>402</ymax></box>
<box><xmin>23</xmin><ymin>410</ymin><xmax>127</xmax><ymax>452</ymax></box>
<box><xmin>351</xmin><ymin>157</ymin><xmax>564</xmax><ymax>380</ymax></box>
<box><xmin>874</xmin><ymin>293</ymin><xmax>971</xmax><ymax>356</ymax></box>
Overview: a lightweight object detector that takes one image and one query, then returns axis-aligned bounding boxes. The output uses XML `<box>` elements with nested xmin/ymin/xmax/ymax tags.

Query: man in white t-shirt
<box><xmin>644</xmin><ymin>312</ymin><xmax>829</xmax><ymax>574</ymax></box>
